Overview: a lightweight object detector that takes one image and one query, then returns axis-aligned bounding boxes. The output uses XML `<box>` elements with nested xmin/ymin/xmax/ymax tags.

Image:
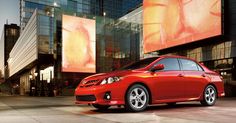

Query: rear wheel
<box><xmin>92</xmin><ymin>104</ymin><xmax>110</xmax><ymax>110</ymax></box>
<box><xmin>125</xmin><ymin>84</ymin><xmax>149</xmax><ymax>112</ymax></box>
<box><xmin>200</xmin><ymin>85</ymin><xmax>217</xmax><ymax>106</ymax></box>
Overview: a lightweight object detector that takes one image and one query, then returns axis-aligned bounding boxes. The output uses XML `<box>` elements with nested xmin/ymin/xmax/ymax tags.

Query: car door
<box><xmin>179</xmin><ymin>59</ymin><xmax>208</xmax><ymax>98</ymax></box>
<box><xmin>152</xmin><ymin>58</ymin><xmax>186</xmax><ymax>101</ymax></box>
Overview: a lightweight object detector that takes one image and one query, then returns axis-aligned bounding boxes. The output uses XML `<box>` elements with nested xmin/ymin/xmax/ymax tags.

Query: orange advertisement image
<box><xmin>62</xmin><ymin>15</ymin><xmax>96</xmax><ymax>73</ymax></box>
<box><xmin>143</xmin><ymin>0</ymin><xmax>221</xmax><ymax>53</ymax></box>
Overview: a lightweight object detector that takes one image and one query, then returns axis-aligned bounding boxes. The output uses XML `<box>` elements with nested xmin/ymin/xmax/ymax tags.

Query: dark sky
<box><xmin>0</xmin><ymin>0</ymin><xmax>20</xmax><ymax>35</ymax></box>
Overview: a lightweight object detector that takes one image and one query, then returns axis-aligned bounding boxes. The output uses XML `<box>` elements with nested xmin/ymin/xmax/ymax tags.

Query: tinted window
<box><xmin>154</xmin><ymin>58</ymin><xmax>180</xmax><ymax>71</ymax></box>
<box><xmin>121</xmin><ymin>57</ymin><xmax>159</xmax><ymax>70</ymax></box>
<box><xmin>180</xmin><ymin>59</ymin><xmax>198</xmax><ymax>71</ymax></box>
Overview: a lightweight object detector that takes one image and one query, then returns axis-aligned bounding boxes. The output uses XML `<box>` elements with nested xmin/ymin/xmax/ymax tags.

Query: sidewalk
<box><xmin>0</xmin><ymin>92</ymin><xmax>12</xmax><ymax>96</ymax></box>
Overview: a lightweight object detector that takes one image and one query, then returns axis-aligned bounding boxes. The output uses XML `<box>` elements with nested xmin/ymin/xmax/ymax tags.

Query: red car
<box><xmin>75</xmin><ymin>55</ymin><xmax>225</xmax><ymax>112</ymax></box>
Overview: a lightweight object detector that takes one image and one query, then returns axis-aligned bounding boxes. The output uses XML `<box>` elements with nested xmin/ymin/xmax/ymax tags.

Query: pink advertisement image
<box><xmin>62</xmin><ymin>15</ymin><xmax>96</xmax><ymax>73</ymax></box>
<box><xmin>143</xmin><ymin>0</ymin><xmax>221</xmax><ymax>53</ymax></box>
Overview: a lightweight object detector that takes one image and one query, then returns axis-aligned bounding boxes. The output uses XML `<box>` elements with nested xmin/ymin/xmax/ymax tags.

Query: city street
<box><xmin>0</xmin><ymin>0</ymin><xmax>235</xmax><ymax>123</ymax></box>
<box><xmin>0</xmin><ymin>96</ymin><xmax>236</xmax><ymax>123</ymax></box>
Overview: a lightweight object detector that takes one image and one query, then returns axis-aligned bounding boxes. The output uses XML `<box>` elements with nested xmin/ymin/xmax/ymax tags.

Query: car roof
<box><xmin>160</xmin><ymin>55</ymin><xmax>195</xmax><ymax>61</ymax></box>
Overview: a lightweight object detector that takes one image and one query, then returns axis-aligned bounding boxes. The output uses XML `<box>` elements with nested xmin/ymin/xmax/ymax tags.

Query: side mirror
<box><xmin>151</xmin><ymin>64</ymin><xmax>164</xmax><ymax>72</ymax></box>
<box><xmin>199</xmin><ymin>62</ymin><xmax>204</xmax><ymax>65</ymax></box>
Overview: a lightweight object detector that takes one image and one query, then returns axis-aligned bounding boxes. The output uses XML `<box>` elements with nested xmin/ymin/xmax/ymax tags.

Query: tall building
<box><xmin>8</xmin><ymin>0</ymin><xmax>142</xmax><ymax>96</ymax></box>
<box><xmin>0</xmin><ymin>24</ymin><xmax>20</xmax><ymax>81</ymax></box>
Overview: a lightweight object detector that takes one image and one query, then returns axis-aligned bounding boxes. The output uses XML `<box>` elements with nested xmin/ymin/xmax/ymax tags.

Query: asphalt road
<box><xmin>0</xmin><ymin>96</ymin><xmax>236</xmax><ymax>123</ymax></box>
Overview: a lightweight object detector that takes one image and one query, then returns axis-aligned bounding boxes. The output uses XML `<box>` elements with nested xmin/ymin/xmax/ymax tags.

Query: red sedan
<box><xmin>75</xmin><ymin>55</ymin><xmax>225</xmax><ymax>112</ymax></box>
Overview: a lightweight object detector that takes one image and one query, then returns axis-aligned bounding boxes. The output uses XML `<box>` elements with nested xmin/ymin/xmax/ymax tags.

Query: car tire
<box><xmin>200</xmin><ymin>85</ymin><xmax>217</xmax><ymax>106</ymax></box>
<box><xmin>92</xmin><ymin>104</ymin><xmax>110</xmax><ymax>110</ymax></box>
<box><xmin>125</xmin><ymin>84</ymin><xmax>149</xmax><ymax>112</ymax></box>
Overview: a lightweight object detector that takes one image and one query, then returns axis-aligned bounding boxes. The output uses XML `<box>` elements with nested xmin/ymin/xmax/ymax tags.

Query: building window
<box><xmin>11</xmin><ymin>29</ymin><xmax>17</xmax><ymax>36</ymax></box>
<box><xmin>6</xmin><ymin>29</ymin><xmax>17</xmax><ymax>36</ymax></box>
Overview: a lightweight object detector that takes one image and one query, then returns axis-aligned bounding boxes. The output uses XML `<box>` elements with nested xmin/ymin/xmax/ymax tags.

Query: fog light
<box><xmin>107</xmin><ymin>95</ymin><xmax>111</xmax><ymax>99</ymax></box>
<box><xmin>104</xmin><ymin>92</ymin><xmax>111</xmax><ymax>100</ymax></box>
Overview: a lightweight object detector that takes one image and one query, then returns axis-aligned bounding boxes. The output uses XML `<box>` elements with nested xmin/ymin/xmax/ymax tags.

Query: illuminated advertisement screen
<box><xmin>143</xmin><ymin>0</ymin><xmax>221</xmax><ymax>53</ymax></box>
<box><xmin>62</xmin><ymin>15</ymin><xmax>96</xmax><ymax>73</ymax></box>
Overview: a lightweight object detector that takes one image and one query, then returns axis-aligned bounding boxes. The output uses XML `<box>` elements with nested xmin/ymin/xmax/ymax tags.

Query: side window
<box><xmin>180</xmin><ymin>59</ymin><xmax>198</xmax><ymax>71</ymax></box>
<box><xmin>154</xmin><ymin>58</ymin><xmax>180</xmax><ymax>71</ymax></box>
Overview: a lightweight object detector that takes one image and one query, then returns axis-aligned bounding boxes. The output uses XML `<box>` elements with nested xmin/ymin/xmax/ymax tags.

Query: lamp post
<box><xmin>29</xmin><ymin>74</ymin><xmax>33</xmax><ymax>96</ymax></box>
<box><xmin>103</xmin><ymin>12</ymin><xmax>106</xmax><ymax>24</ymax></box>
<box><xmin>103</xmin><ymin>12</ymin><xmax>106</xmax><ymax>57</ymax></box>
<box><xmin>34</xmin><ymin>72</ymin><xmax>38</xmax><ymax>96</ymax></box>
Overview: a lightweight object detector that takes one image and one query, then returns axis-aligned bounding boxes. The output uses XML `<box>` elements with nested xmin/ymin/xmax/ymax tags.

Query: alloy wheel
<box><xmin>125</xmin><ymin>84</ymin><xmax>149</xmax><ymax>112</ymax></box>
<box><xmin>205</xmin><ymin>86</ymin><xmax>216</xmax><ymax>105</ymax></box>
<box><xmin>201</xmin><ymin>85</ymin><xmax>217</xmax><ymax>106</ymax></box>
<box><xmin>129</xmin><ymin>88</ymin><xmax>147</xmax><ymax>109</ymax></box>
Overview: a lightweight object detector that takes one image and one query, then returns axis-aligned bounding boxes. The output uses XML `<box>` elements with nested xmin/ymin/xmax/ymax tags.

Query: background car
<box><xmin>75</xmin><ymin>55</ymin><xmax>225</xmax><ymax>112</ymax></box>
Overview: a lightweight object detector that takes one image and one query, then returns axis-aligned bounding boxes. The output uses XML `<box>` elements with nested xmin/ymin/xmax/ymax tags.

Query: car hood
<box><xmin>84</xmin><ymin>70</ymin><xmax>133</xmax><ymax>81</ymax></box>
<box><xmin>80</xmin><ymin>70</ymin><xmax>142</xmax><ymax>86</ymax></box>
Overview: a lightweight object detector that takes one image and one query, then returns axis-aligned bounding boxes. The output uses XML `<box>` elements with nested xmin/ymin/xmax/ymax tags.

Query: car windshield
<box><xmin>120</xmin><ymin>57</ymin><xmax>159</xmax><ymax>70</ymax></box>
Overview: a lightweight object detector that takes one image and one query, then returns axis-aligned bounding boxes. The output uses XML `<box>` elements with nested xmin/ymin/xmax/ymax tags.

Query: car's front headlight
<box><xmin>100</xmin><ymin>76</ymin><xmax>121</xmax><ymax>85</ymax></box>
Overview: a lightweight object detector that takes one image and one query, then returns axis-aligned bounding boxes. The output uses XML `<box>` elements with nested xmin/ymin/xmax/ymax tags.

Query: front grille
<box><xmin>76</xmin><ymin>95</ymin><xmax>96</xmax><ymax>101</ymax></box>
<box><xmin>80</xmin><ymin>79</ymin><xmax>99</xmax><ymax>88</ymax></box>
<box><xmin>85</xmin><ymin>80</ymin><xmax>99</xmax><ymax>84</ymax></box>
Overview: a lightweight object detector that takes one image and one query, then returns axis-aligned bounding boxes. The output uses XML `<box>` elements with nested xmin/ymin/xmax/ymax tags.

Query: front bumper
<box><xmin>75</xmin><ymin>83</ymin><xmax>126</xmax><ymax>105</ymax></box>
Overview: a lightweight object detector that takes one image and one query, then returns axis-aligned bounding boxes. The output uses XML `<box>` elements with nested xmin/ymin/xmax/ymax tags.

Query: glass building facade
<box><xmin>20</xmin><ymin>0</ymin><xmax>142</xmax><ymax>56</ymax></box>
<box><xmin>14</xmin><ymin>0</ymin><xmax>142</xmax><ymax>95</ymax></box>
<box><xmin>53</xmin><ymin>6</ymin><xmax>141</xmax><ymax>89</ymax></box>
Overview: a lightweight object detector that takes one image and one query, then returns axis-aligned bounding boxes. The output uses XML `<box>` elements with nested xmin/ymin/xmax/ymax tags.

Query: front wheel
<box><xmin>125</xmin><ymin>84</ymin><xmax>149</xmax><ymax>112</ymax></box>
<box><xmin>92</xmin><ymin>104</ymin><xmax>110</xmax><ymax>110</ymax></box>
<box><xmin>200</xmin><ymin>85</ymin><xmax>217</xmax><ymax>106</ymax></box>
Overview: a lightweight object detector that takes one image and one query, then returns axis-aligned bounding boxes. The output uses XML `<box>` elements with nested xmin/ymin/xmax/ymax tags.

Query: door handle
<box><xmin>202</xmin><ymin>74</ymin><xmax>206</xmax><ymax>77</ymax></box>
<box><xmin>178</xmin><ymin>74</ymin><xmax>184</xmax><ymax>77</ymax></box>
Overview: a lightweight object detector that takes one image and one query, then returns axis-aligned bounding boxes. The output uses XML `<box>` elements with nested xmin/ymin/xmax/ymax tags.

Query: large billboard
<box><xmin>62</xmin><ymin>15</ymin><xmax>96</xmax><ymax>73</ymax></box>
<box><xmin>143</xmin><ymin>0</ymin><xmax>221</xmax><ymax>53</ymax></box>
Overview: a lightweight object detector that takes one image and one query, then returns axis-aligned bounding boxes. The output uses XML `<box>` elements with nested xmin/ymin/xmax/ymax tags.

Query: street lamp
<box><xmin>103</xmin><ymin>12</ymin><xmax>106</xmax><ymax>24</ymax></box>
<box><xmin>53</xmin><ymin>2</ymin><xmax>58</xmax><ymax>7</ymax></box>
<box><xmin>29</xmin><ymin>74</ymin><xmax>33</xmax><ymax>80</ymax></box>
<box><xmin>34</xmin><ymin>72</ymin><xmax>38</xmax><ymax>77</ymax></box>
<box><xmin>103</xmin><ymin>12</ymin><xmax>106</xmax><ymax>57</ymax></box>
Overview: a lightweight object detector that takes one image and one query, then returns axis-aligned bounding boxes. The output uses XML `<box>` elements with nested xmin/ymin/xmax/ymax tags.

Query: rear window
<box><xmin>180</xmin><ymin>59</ymin><xmax>199</xmax><ymax>71</ymax></box>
